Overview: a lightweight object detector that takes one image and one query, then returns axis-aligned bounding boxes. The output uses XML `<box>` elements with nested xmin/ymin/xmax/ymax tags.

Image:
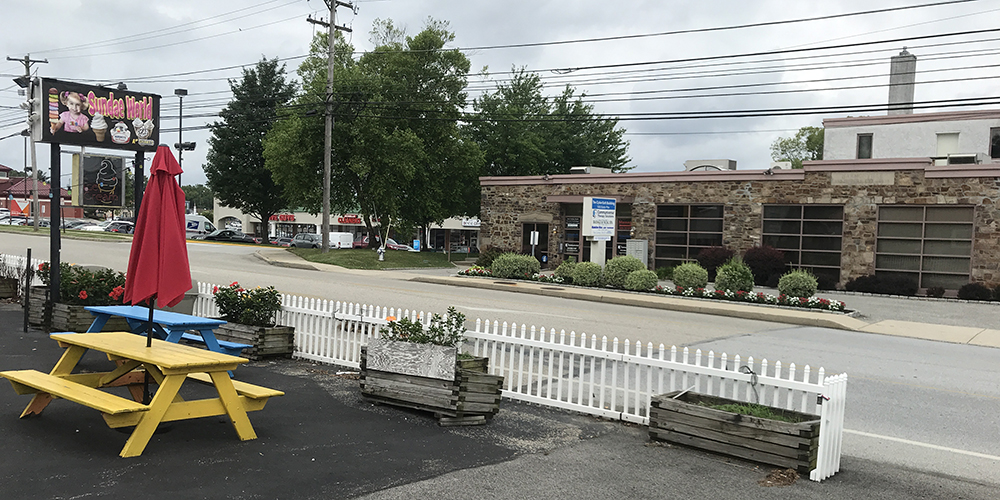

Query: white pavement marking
<box><xmin>845</xmin><ymin>429</ymin><xmax>1000</xmax><ymax>461</ymax></box>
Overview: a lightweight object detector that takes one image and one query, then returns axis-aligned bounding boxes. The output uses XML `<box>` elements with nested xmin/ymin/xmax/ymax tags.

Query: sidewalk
<box><xmin>255</xmin><ymin>248</ymin><xmax>1000</xmax><ymax>349</ymax></box>
<box><xmin>2</xmin><ymin>304</ymin><xmax>998</xmax><ymax>498</ymax></box>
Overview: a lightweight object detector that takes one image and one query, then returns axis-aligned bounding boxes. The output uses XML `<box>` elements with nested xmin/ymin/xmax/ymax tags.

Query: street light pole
<box><xmin>174</xmin><ymin>89</ymin><xmax>187</xmax><ymax>189</ymax></box>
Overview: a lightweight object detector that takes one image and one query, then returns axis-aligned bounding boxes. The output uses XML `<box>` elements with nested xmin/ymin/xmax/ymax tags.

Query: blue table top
<box><xmin>84</xmin><ymin>305</ymin><xmax>226</xmax><ymax>328</ymax></box>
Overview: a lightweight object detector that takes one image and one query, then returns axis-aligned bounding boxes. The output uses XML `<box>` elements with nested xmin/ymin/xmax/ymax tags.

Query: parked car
<box><xmin>62</xmin><ymin>219</ymin><xmax>94</xmax><ymax>229</ymax></box>
<box><xmin>271</xmin><ymin>237</ymin><xmax>293</xmax><ymax>247</ymax></box>
<box><xmin>195</xmin><ymin>229</ymin><xmax>259</xmax><ymax>244</ymax></box>
<box><xmin>1</xmin><ymin>215</ymin><xmax>28</xmax><ymax>226</ymax></box>
<box><xmin>385</xmin><ymin>238</ymin><xmax>418</xmax><ymax>252</ymax></box>
<box><xmin>290</xmin><ymin>233</ymin><xmax>321</xmax><ymax>248</ymax></box>
<box><xmin>105</xmin><ymin>221</ymin><xmax>134</xmax><ymax>233</ymax></box>
<box><xmin>185</xmin><ymin>214</ymin><xmax>217</xmax><ymax>239</ymax></box>
<box><xmin>79</xmin><ymin>220</ymin><xmax>114</xmax><ymax>232</ymax></box>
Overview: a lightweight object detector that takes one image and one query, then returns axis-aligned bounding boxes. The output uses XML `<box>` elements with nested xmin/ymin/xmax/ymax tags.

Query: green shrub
<box><xmin>672</xmin><ymin>262</ymin><xmax>708</xmax><ymax>289</ymax></box>
<box><xmin>958</xmin><ymin>282</ymin><xmax>992</xmax><ymax>301</ymax></box>
<box><xmin>697</xmin><ymin>246</ymin><xmax>735</xmax><ymax>282</ymax></box>
<box><xmin>554</xmin><ymin>260</ymin><xmax>577</xmax><ymax>283</ymax></box>
<box><xmin>490</xmin><ymin>252</ymin><xmax>541</xmax><ymax>279</ymax></box>
<box><xmin>714</xmin><ymin>257</ymin><xmax>755</xmax><ymax>293</ymax></box>
<box><xmin>655</xmin><ymin>266</ymin><xmax>674</xmax><ymax>281</ymax></box>
<box><xmin>475</xmin><ymin>246</ymin><xmax>507</xmax><ymax>268</ymax></box>
<box><xmin>380</xmin><ymin>306</ymin><xmax>466</xmax><ymax>347</ymax></box>
<box><xmin>925</xmin><ymin>286</ymin><xmax>946</xmax><ymax>298</ymax></box>
<box><xmin>603</xmin><ymin>255</ymin><xmax>647</xmax><ymax>289</ymax></box>
<box><xmin>778</xmin><ymin>269</ymin><xmax>818</xmax><ymax>298</ymax></box>
<box><xmin>213</xmin><ymin>282</ymin><xmax>282</xmax><ymax>327</ymax></box>
<box><xmin>844</xmin><ymin>274</ymin><xmax>918</xmax><ymax>296</ymax></box>
<box><xmin>624</xmin><ymin>269</ymin><xmax>659</xmax><ymax>291</ymax></box>
<box><xmin>572</xmin><ymin>262</ymin><xmax>603</xmax><ymax>287</ymax></box>
<box><xmin>743</xmin><ymin>246</ymin><xmax>787</xmax><ymax>285</ymax></box>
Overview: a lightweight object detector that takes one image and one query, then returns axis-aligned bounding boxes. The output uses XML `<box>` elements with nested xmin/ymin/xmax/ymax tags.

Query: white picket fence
<box><xmin>204</xmin><ymin>282</ymin><xmax>848</xmax><ymax>481</ymax></box>
<box><xmin>0</xmin><ymin>253</ymin><xmax>46</xmax><ymax>288</ymax></box>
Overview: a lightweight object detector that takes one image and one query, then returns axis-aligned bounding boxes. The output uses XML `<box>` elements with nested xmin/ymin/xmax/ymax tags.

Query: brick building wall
<box><xmin>480</xmin><ymin>159</ymin><xmax>1000</xmax><ymax>288</ymax></box>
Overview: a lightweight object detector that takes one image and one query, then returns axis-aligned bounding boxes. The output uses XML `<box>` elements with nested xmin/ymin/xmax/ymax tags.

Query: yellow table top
<box><xmin>51</xmin><ymin>332</ymin><xmax>248</xmax><ymax>372</ymax></box>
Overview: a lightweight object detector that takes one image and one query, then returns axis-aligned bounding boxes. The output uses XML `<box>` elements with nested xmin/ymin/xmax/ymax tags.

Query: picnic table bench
<box><xmin>0</xmin><ymin>332</ymin><xmax>283</xmax><ymax>457</ymax></box>
<box><xmin>85</xmin><ymin>305</ymin><xmax>251</xmax><ymax>356</ymax></box>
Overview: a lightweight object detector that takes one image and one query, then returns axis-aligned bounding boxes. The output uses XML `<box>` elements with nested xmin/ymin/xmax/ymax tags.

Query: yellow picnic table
<box><xmin>0</xmin><ymin>332</ymin><xmax>283</xmax><ymax>458</ymax></box>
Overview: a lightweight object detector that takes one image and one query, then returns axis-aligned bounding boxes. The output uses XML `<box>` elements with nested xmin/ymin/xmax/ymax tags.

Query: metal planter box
<box><xmin>649</xmin><ymin>391</ymin><xmax>820</xmax><ymax>473</ymax></box>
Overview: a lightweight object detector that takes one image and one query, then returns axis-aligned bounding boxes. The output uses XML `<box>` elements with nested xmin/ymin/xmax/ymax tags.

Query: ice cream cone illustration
<box><xmin>92</xmin><ymin>113</ymin><xmax>107</xmax><ymax>141</ymax></box>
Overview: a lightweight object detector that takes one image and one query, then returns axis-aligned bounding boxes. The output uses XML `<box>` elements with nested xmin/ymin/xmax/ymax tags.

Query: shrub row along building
<box><xmin>479</xmin><ymin>51</ymin><xmax>1000</xmax><ymax>292</ymax></box>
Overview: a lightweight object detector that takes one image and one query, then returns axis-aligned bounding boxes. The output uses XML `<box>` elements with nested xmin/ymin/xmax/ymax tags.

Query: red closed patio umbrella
<box><xmin>124</xmin><ymin>145</ymin><xmax>192</xmax><ymax>347</ymax></box>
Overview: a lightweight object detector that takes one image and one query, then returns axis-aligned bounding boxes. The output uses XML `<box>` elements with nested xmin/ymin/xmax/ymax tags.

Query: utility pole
<box><xmin>7</xmin><ymin>55</ymin><xmax>47</xmax><ymax>231</ymax></box>
<box><xmin>307</xmin><ymin>1</ymin><xmax>353</xmax><ymax>253</ymax></box>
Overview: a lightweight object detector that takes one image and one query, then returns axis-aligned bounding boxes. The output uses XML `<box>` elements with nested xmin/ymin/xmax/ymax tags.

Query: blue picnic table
<box><xmin>84</xmin><ymin>305</ymin><xmax>251</xmax><ymax>357</ymax></box>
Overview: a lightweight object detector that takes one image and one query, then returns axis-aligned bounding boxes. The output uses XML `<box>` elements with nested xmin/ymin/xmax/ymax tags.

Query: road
<box><xmin>2</xmin><ymin>232</ymin><xmax>998</xmax><ymax>490</ymax></box>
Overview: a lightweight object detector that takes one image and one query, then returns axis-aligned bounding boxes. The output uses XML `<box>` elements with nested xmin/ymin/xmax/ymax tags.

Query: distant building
<box><xmin>0</xmin><ymin>163</ymin><xmax>83</xmax><ymax>218</ymax></box>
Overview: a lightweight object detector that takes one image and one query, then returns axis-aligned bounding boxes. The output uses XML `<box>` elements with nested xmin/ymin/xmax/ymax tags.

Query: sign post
<box><xmin>581</xmin><ymin>197</ymin><xmax>616</xmax><ymax>267</ymax></box>
<box><xmin>530</xmin><ymin>230</ymin><xmax>539</xmax><ymax>260</ymax></box>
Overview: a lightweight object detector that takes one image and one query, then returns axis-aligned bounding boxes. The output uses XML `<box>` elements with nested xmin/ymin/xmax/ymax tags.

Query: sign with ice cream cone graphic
<box><xmin>71</xmin><ymin>154</ymin><xmax>125</xmax><ymax>208</ymax></box>
<box><xmin>30</xmin><ymin>78</ymin><xmax>160</xmax><ymax>152</ymax></box>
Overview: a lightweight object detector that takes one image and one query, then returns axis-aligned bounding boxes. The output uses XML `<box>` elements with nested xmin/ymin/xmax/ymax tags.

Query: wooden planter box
<box><xmin>27</xmin><ymin>286</ymin><xmax>51</xmax><ymax>329</ymax></box>
<box><xmin>360</xmin><ymin>338</ymin><xmax>503</xmax><ymax>426</ymax></box>
<box><xmin>0</xmin><ymin>277</ymin><xmax>19</xmax><ymax>299</ymax></box>
<box><xmin>649</xmin><ymin>391</ymin><xmax>820</xmax><ymax>474</ymax></box>
<box><xmin>214</xmin><ymin>322</ymin><xmax>294</xmax><ymax>360</ymax></box>
<box><xmin>50</xmin><ymin>303</ymin><xmax>130</xmax><ymax>333</ymax></box>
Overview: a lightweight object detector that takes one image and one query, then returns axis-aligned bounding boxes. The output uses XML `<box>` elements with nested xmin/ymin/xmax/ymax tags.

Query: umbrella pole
<box><xmin>143</xmin><ymin>297</ymin><xmax>155</xmax><ymax>404</ymax></box>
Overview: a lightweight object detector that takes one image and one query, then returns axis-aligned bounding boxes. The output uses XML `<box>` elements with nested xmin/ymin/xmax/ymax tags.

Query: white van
<box><xmin>185</xmin><ymin>214</ymin><xmax>217</xmax><ymax>239</ymax></box>
<box><xmin>329</xmin><ymin>232</ymin><xmax>354</xmax><ymax>249</ymax></box>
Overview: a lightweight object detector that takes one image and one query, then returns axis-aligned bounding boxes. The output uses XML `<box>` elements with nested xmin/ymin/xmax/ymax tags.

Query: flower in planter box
<box><xmin>380</xmin><ymin>306</ymin><xmax>466</xmax><ymax>348</ymax></box>
<box><xmin>213</xmin><ymin>282</ymin><xmax>281</xmax><ymax>327</ymax></box>
<box><xmin>37</xmin><ymin>261</ymin><xmax>126</xmax><ymax>306</ymax></box>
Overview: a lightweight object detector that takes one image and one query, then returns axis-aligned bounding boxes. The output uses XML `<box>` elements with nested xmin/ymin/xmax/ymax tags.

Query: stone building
<box><xmin>479</xmin><ymin>112</ymin><xmax>1000</xmax><ymax>291</ymax></box>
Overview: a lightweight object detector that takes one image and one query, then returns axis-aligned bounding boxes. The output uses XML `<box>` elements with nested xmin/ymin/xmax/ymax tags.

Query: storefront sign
<box><xmin>71</xmin><ymin>154</ymin><xmax>124</xmax><ymax>208</ymax></box>
<box><xmin>32</xmin><ymin>78</ymin><xmax>159</xmax><ymax>152</ymax></box>
<box><xmin>582</xmin><ymin>197</ymin><xmax>616</xmax><ymax>237</ymax></box>
<box><xmin>269</xmin><ymin>214</ymin><xmax>296</xmax><ymax>221</ymax></box>
<box><xmin>337</xmin><ymin>214</ymin><xmax>364</xmax><ymax>224</ymax></box>
<box><xmin>565</xmin><ymin>216</ymin><xmax>580</xmax><ymax>229</ymax></box>
<box><xmin>564</xmin><ymin>242</ymin><xmax>580</xmax><ymax>254</ymax></box>
<box><xmin>462</xmin><ymin>217</ymin><xmax>481</xmax><ymax>228</ymax></box>
<box><xmin>830</xmin><ymin>171</ymin><xmax>895</xmax><ymax>186</ymax></box>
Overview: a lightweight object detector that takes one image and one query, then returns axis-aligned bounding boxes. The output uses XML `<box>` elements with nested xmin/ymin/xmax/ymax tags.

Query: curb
<box><xmin>253</xmin><ymin>250</ymin><xmax>318</xmax><ymax>271</ymax></box>
<box><xmin>409</xmin><ymin>276</ymin><xmax>869</xmax><ymax>332</ymax></box>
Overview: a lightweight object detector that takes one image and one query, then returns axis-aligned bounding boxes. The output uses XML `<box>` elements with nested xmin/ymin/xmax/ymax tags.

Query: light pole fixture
<box><xmin>173</xmin><ymin>89</ymin><xmax>193</xmax><ymax>188</ymax></box>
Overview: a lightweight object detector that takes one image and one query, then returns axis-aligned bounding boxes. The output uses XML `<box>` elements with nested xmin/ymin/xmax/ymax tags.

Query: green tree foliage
<box><xmin>264</xmin><ymin>20</ymin><xmax>483</xmax><ymax>243</ymax></box>
<box><xmin>9</xmin><ymin>167</ymin><xmax>49</xmax><ymax>183</ymax></box>
<box><xmin>769</xmin><ymin>126</ymin><xmax>824</xmax><ymax>169</ymax></box>
<box><xmin>204</xmin><ymin>58</ymin><xmax>295</xmax><ymax>238</ymax></box>
<box><xmin>467</xmin><ymin>68</ymin><xmax>630</xmax><ymax>176</ymax></box>
<box><xmin>181</xmin><ymin>184</ymin><xmax>215</xmax><ymax>212</ymax></box>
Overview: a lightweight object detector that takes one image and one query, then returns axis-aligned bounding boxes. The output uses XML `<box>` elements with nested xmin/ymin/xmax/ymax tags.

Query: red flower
<box><xmin>230</xmin><ymin>281</ymin><xmax>239</xmax><ymax>287</ymax></box>
<box><xmin>213</xmin><ymin>286</ymin><xmax>219</xmax><ymax>293</ymax></box>
<box><xmin>78</xmin><ymin>290</ymin><xmax>88</xmax><ymax>300</ymax></box>
<box><xmin>38</xmin><ymin>263</ymin><xmax>44</xmax><ymax>271</ymax></box>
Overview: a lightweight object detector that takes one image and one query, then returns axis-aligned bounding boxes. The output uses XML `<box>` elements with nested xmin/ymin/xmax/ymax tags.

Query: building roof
<box><xmin>1</xmin><ymin>177</ymin><xmax>70</xmax><ymax>199</ymax></box>
<box><xmin>823</xmin><ymin>109</ymin><xmax>1000</xmax><ymax>128</ymax></box>
<box><xmin>0</xmin><ymin>164</ymin><xmax>13</xmax><ymax>173</ymax></box>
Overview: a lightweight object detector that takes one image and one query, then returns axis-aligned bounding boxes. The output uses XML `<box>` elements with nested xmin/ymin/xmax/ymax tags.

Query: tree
<box><xmin>181</xmin><ymin>184</ymin><xmax>215</xmax><ymax>213</ymax></box>
<box><xmin>9</xmin><ymin>167</ymin><xmax>49</xmax><ymax>183</ymax></box>
<box><xmin>770</xmin><ymin>126</ymin><xmax>824</xmax><ymax>169</ymax></box>
<box><xmin>467</xmin><ymin>68</ymin><xmax>630</xmax><ymax>177</ymax></box>
<box><xmin>204</xmin><ymin>58</ymin><xmax>295</xmax><ymax>240</ymax></box>
<box><xmin>265</xmin><ymin>20</ymin><xmax>483</xmax><ymax>246</ymax></box>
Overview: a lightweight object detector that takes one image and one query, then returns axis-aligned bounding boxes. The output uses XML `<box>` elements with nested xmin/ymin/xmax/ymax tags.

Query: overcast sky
<box><xmin>2</xmin><ymin>0</ymin><xmax>999</xmax><ymax>188</ymax></box>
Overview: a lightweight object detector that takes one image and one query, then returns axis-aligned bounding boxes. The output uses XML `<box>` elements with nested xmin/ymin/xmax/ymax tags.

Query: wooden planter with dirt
<box><xmin>50</xmin><ymin>303</ymin><xmax>130</xmax><ymax>332</ymax></box>
<box><xmin>0</xmin><ymin>277</ymin><xmax>19</xmax><ymax>299</ymax></box>
<box><xmin>214</xmin><ymin>323</ymin><xmax>295</xmax><ymax>360</ymax></box>
<box><xmin>649</xmin><ymin>391</ymin><xmax>820</xmax><ymax>474</ymax></box>
<box><xmin>360</xmin><ymin>339</ymin><xmax>503</xmax><ymax>426</ymax></box>
<box><xmin>27</xmin><ymin>286</ymin><xmax>51</xmax><ymax>329</ymax></box>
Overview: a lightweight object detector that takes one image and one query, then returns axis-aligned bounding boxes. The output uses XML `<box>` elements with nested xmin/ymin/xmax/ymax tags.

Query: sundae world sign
<box><xmin>30</xmin><ymin>78</ymin><xmax>160</xmax><ymax>152</ymax></box>
<box><xmin>582</xmin><ymin>197</ymin><xmax>616</xmax><ymax>240</ymax></box>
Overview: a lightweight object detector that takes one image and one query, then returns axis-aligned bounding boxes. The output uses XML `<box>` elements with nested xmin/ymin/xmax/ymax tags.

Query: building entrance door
<box><xmin>522</xmin><ymin>223</ymin><xmax>549</xmax><ymax>265</ymax></box>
